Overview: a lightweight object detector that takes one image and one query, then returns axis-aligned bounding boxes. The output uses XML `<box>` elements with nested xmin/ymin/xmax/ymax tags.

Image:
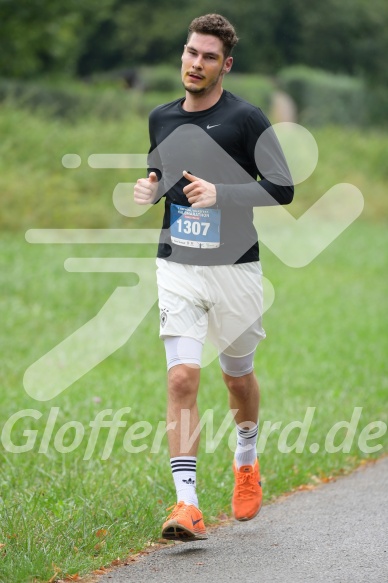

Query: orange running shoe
<box><xmin>162</xmin><ymin>501</ymin><xmax>208</xmax><ymax>541</ymax></box>
<box><xmin>232</xmin><ymin>459</ymin><xmax>262</xmax><ymax>521</ymax></box>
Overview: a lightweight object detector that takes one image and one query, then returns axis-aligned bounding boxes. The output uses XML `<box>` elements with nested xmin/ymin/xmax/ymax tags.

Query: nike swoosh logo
<box><xmin>206</xmin><ymin>124</ymin><xmax>221</xmax><ymax>129</ymax></box>
<box><xmin>192</xmin><ymin>517</ymin><xmax>203</xmax><ymax>526</ymax></box>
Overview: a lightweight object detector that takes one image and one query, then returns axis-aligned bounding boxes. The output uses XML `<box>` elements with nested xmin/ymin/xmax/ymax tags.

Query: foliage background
<box><xmin>1</xmin><ymin>0</ymin><xmax>387</xmax><ymax>83</ymax></box>
<box><xmin>0</xmin><ymin>2</ymin><xmax>387</xmax><ymax>581</ymax></box>
<box><xmin>1</xmin><ymin>0</ymin><xmax>387</xmax><ymax>126</ymax></box>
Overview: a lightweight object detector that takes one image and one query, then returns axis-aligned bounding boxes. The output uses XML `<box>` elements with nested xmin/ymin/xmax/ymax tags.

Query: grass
<box><xmin>0</xmin><ymin>104</ymin><xmax>387</xmax><ymax>582</ymax></box>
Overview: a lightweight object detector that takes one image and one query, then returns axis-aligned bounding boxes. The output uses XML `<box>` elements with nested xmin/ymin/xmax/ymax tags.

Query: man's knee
<box><xmin>168</xmin><ymin>364</ymin><xmax>200</xmax><ymax>400</ymax></box>
<box><xmin>222</xmin><ymin>371</ymin><xmax>253</xmax><ymax>395</ymax></box>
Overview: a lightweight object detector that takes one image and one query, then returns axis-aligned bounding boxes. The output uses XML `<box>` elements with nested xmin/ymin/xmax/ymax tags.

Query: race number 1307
<box><xmin>175</xmin><ymin>218</ymin><xmax>210</xmax><ymax>236</ymax></box>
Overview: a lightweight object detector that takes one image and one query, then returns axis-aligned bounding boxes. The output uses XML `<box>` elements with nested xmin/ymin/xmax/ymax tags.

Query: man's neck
<box><xmin>182</xmin><ymin>86</ymin><xmax>224</xmax><ymax>112</ymax></box>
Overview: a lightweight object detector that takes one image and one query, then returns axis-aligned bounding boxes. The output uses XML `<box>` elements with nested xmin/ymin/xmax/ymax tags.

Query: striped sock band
<box><xmin>170</xmin><ymin>457</ymin><xmax>197</xmax><ymax>474</ymax></box>
<box><xmin>235</xmin><ymin>424</ymin><xmax>258</xmax><ymax>469</ymax></box>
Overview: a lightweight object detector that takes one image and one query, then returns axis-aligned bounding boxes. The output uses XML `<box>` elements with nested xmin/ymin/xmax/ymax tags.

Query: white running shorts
<box><xmin>156</xmin><ymin>258</ymin><xmax>266</xmax><ymax>359</ymax></box>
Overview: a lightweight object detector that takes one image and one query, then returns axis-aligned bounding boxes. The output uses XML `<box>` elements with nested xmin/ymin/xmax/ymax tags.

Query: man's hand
<box><xmin>182</xmin><ymin>170</ymin><xmax>217</xmax><ymax>208</ymax></box>
<box><xmin>134</xmin><ymin>172</ymin><xmax>159</xmax><ymax>205</ymax></box>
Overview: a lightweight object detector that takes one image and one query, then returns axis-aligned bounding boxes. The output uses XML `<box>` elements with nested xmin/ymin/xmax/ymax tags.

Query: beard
<box><xmin>181</xmin><ymin>68</ymin><xmax>224</xmax><ymax>95</ymax></box>
<box><xmin>183</xmin><ymin>83</ymin><xmax>206</xmax><ymax>94</ymax></box>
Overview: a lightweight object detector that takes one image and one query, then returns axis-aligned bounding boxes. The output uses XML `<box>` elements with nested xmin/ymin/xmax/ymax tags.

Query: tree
<box><xmin>0</xmin><ymin>0</ymin><xmax>387</xmax><ymax>88</ymax></box>
<box><xmin>0</xmin><ymin>0</ymin><xmax>115</xmax><ymax>77</ymax></box>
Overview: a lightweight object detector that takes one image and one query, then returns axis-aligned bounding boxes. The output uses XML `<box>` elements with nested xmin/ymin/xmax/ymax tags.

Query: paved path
<box><xmin>99</xmin><ymin>458</ymin><xmax>388</xmax><ymax>583</ymax></box>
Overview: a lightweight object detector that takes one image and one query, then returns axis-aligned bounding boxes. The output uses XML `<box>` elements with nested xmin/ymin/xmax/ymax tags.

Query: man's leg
<box><xmin>220</xmin><ymin>354</ymin><xmax>262</xmax><ymax>521</ymax></box>
<box><xmin>167</xmin><ymin>363</ymin><xmax>201</xmax><ymax>459</ymax></box>
<box><xmin>167</xmin><ymin>363</ymin><xmax>201</xmax><ymax>508</ymax></box>
<box><xmin>162</xmin><ymin>337</ymin><xmax>207</xmax><ymax>541</ymax></box>
<box><xmin>222</xmin><ymin>369</ymin><xmax>260</xmax><ymax>428</ymax></box>
<box><xmin>222</xmin><ymin>368</ymin><xmax>260</xmax><ymax>469</ymax></box>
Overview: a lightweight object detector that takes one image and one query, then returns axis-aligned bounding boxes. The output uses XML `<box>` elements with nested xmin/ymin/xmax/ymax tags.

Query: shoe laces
<box><xmin>235</xmin><ymin>471</ymin><xmax>260</xmax><ymax>499</ymax></box>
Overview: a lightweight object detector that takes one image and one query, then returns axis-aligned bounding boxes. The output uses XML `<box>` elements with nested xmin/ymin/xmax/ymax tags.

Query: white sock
<box><xmin>234</xmin><ymin>423</ymin><xmax>258</xmax><ymax>469</ymax></box>
<box><xmin>170</xmin><ymin>456</ymin><xmax>198</xmax><ymax>508</ymax></box>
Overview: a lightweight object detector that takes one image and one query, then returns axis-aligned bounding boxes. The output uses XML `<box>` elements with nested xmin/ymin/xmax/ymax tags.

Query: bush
<box><xmin>223</xmin><ymin>73</ymin><xmax>275</xmax><ymax>110</ymax></box>
<box><xmin>0</xmin><ymin>78</ymin><xmax>139</xmax><ymax>120</ymax></box>
<box><xmin>137</xmin><ymin>65</ymin><xmax>183</xmax><ymax>93</ymax></box>
<box><xmin>0</xmin><ymin>70</ymin><xmax>275</xmax><ymax>121</ymax></box>
<box><xmin>277</xmin><ymin>66</ymin><xmax>367</xmax><ymax>127</ymax></box>
<box><xmin>366</xmin><ymin>84</ymin><xmax>388</xmax><ymax>127</ymax></box>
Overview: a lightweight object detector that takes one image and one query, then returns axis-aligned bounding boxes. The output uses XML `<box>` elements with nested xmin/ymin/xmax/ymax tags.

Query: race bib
<box><xmin>170</xmin><ymin>204</ymin><xmax>221</xmax><ymax>249</ymax></box>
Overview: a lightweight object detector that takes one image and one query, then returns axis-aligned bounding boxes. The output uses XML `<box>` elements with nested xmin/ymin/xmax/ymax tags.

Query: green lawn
<box><xmin>1</xmin><ymin>222</ymin><xmax>387</xmax><ymax>582</ymax></box>
<box><xmin>0</xmin><ymin>105</ymin><xmax>387</xmax><ymax>582</ymax></box>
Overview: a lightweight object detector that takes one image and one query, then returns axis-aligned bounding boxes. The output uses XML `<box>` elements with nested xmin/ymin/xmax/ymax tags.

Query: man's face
<box><xmin>181</xmin><ymin>32</ymin><xmax>233</xmax><ymax>95</ymax></box>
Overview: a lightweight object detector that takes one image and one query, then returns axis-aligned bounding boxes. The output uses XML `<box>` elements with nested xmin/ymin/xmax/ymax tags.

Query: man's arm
<box><xmin>145</xmin><ymin>107</ymin><xmax>165</xmax><ymax>204</ymax></box>
<box><xmin>216</xmin><ymin>109</ymin><xmax>294</xmax><ymax>207</ymax></box>
<box><xmin>183</xmin><ymin>109</ymin><xmax>293</xmax><ymax>209</ymax></box>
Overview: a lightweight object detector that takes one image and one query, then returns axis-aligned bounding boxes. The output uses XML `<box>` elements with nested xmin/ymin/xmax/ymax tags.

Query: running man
<box><xmin>134</xmin><ymin>13</ymin><xmax>293</xmax><ymax>541</ymax></box>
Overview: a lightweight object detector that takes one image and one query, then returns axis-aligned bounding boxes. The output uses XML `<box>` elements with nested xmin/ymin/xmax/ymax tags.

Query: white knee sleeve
<box><xmin>219</xmin><ymin>351</ymin><xmax>255</xmax><ymax>377</ymax></box>
<box><xmin>163</xmin><ymin>336</ymin><xmax>203</xmax><ymax>370</ymax></box>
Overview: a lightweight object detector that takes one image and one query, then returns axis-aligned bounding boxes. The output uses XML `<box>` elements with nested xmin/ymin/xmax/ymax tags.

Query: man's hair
<box><xmin>187</xmin><ymin>14</ymin><xmax>239</xmax><ymax>58</ymax></box>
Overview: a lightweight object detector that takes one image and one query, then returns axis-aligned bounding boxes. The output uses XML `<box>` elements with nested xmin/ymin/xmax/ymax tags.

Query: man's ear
<box><xmin>223</xmin><ymin>56</ymin><xmax>233</xmax><ymax>74</ymax></box>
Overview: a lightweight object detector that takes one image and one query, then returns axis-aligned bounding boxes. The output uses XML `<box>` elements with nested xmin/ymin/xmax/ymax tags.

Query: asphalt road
<box><xmin>99</xmin><ymin>457</ymin><xmax>388</xmax><ymax>583</ymax></box>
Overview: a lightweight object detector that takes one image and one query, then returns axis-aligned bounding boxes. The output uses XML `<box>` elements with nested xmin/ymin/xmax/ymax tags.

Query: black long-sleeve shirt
<box><xmin>147</xmin><ymin>89</ymin><xmax>294</xmax><ymax>265</ymax></box>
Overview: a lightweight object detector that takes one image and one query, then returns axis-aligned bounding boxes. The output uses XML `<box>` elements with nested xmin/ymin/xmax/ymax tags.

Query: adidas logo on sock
<box><xmin>182</xmin><ymin>478</ymin><xmax>195</xmax><ymax>485</ymax></box>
